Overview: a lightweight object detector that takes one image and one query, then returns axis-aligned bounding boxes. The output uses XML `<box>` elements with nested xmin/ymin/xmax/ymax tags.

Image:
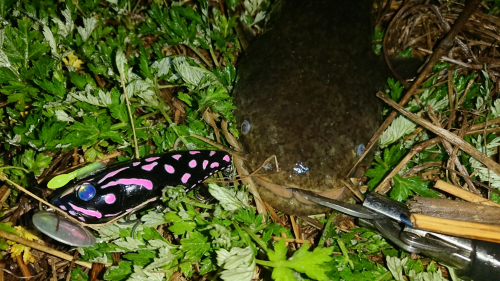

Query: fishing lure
<box><xmin>49</xmin><ymin>150</ymin><xmax>231</xmax><ymax>224</ymax></box>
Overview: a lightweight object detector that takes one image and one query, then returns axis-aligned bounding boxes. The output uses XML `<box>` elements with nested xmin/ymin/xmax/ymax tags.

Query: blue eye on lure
<box><xmin>77</xmin><ymin>184</ymin><xmax>96</xmax><ymax>201</ymax></box>
<box><xmin>49</xmin><ymin>150</ymin><xmax>232</xmax><ymax>224</ymax></box>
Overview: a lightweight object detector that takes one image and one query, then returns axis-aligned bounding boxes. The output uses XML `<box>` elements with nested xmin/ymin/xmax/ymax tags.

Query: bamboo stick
<box><xmin>411</xmin><ymin>213</ymin><xmax>500</xmax><ymax>243</ymax></box>
<box><xmin>434</xmin><ymin>180</ymin><xmax>500</xmax><ymax>207</ymax></box>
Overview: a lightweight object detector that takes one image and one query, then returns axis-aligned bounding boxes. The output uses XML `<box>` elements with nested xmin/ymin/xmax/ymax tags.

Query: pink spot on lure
<box><xmin>104</xmin><ymin>194</ymin><xmax>116</xmax><ymax>204</ymax></box>
<box><xmin>133</xmin><ymin>162</ymin><xmax>141</xmax><ymax>166</ymax></box>
<box><xmin>172</xmin><ymin>154</ymin><xmax>181</xmax><ymax>160</ymax></box>
<box><xmin>69</xmin><ymin>210</ymin><xmax>76</xmax><ymax>216</ymax></box>
<box><xmin>210</xmin><ymin>162</ymin><xmax>220</xmax><ymax>168</ymax></box>
<box><xmin>203</xmin><ymin>160</ymin><xmax>208</xmax><ymax>170</ymax></box>
<box><xmin>165</xmin><ymin>164</ymin><xmax>175</xmax><ymax>174</ymax></box>
<box><xmin>78</xmin><ymin>217</ymin><xmax>85</xmax><ymax>222</ymax></box>
<box><xmin>98</xmin><ymin>167</ymin><xmax>129</xmax><ymax>184</ymax></box>
<box><xmin>69</xmin><ymin>203</ymin><xmax>102</xmax><ymax>219</ymax></box>
<box><xmin>101</xmin><ymin>178</ymin><xmax>153</xmax><ymax>190</ymax></box>
<box><xmin>60</xmin><ymin>205</ymin><xmax>67</xmax><ymax>211</ymax></box>
<box><xmin>145</xmin><ymin>157</ymin><xmax>160</xmax><ymax>162</ymax></box>
<box><xmin>142</xmin><ymin>162</ymin><xmax>158</xmax><ymax>171</ymax></box>
<box><xmin>223</xmin><ymin>155</ymin><xmax>231</xmax><ymax>162</ymax></box>
<box><xmin>209</xmin><ymin>151</ymin><xmax>216</xmax><ymax>156</ymax></box>
<box><xmin>189</xmin><ymin>151</ymin><xmax>200</xmax><ymax>155</ymax></box>
<box><xmin>181</xmin><ymin>173</ymin><xmax>191</xmax><ymax>183</ymax></box>
<box><xmin>189</xmin><ymin>160</ymin><xmax>197</xmax><ymax>168</ymax></box>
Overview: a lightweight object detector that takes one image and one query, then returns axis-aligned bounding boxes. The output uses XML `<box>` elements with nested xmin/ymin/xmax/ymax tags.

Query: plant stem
<box><xmin>187</xmin><ymin>45</ymin><xmax>212</xmax><ymax>67</ymax></box>
<box><xmin>153</xmin><ymin>75</ymin><xmax>189</xmax><ymax>146</ymax></box>
<box><xmin>255</xmin><ymin>259</ymin><xmax>279</xmax><ymax>267</ymax></box>
<box><xmin>109</xmin><ymin>122</ymin><xmax>129</xmax><ymax>131</ymax></box>
<box><xmin>209</xmin><ymin>46</ymin><xmax>219</xmax><ymax>67</ymax></box>
<box><xmin>189</xmin><ymin>200</ymin><xmax>214</xmax><ymax>209</ymax></box>
<box><xmin>374</xmin><ymin>271</ymin><xmax>393</xmax><ymax>281</ymax></box>
<box><xmin>233</xmin><ymin>222</ymin><xmax>255</xmax><ymax>252</ymax></box>
<box><xmin>337</xmin><ymin>239</ymin><xmax>354</xmax><ymax>270</ymax></box>
<box><xmin>0</xmin><ymin>166</ymin><xmax>29</xmax><ymax>173</ymax></box>
<box><xmin>158</xmin><ymin>84</ymin><xmax>181</xmax><ymax>89</ymax></box>
<box><xmin>318</xmin><ymin>212</ymin><xmax>336</xmax><ymax>247</ymax></box>
<box><xmin>119</xmin><ymin>74</ymin><xmax>140</xmax><ymax>159</ymax></box>
<box><xmin>242</xmin><ymin>225</ymin><xmax>267</xmax><ymax>251</ymax></box>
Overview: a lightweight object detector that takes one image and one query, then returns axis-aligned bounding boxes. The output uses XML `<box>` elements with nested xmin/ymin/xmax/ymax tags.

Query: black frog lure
<box><xmin>49</xmin><ymin>150</ymin><xmax>231</xmax><ymax>224</ymax></box>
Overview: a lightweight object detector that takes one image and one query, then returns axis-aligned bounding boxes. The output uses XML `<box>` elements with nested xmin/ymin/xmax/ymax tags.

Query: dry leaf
<box><xmin>62</xmin><ymin>53</ymin><xmax>84</xmax><ymax>69</ymax></box>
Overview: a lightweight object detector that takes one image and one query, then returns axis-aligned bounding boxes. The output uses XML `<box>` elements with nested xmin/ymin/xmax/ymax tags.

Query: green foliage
<box><xmin>0</xmin><ymin>0</ymin><xmax>243</xmax><ymax>187</ymax></box>
<box><xmin>391</xmin><ymin>175</ymin><xmax>440</xmax><ymax>202</ymax></box>
<box><xmin>366</xmin><ymin>144</ymin><xmax>408</xmax><ymax>190</ymax></box>
<box><xmin>70</xmin><ymin>267</ymin><xmax>89</xmax><ymax>281</ymax></box>
<box><xmin>398</xmin><ymin>47</ymin><xmax>413</xmax><ymax>58</ymax></box>
<box><xmin>372</xmin><ymin>27</ymin><xmax>385</xmax><ymax>55</ymax></box>
<box><xmin>387</xmin><ymin>78</ymin><xmax>404</xmax><ymax>102</ymax></box>
<box><xmin>258</xmin><ymin>239</ymin><xmax>334</xmax><ymax>281</ymax></box>
<box><xmin>0</xmin><ymin>222</ymin><xmax>17</xmax><ymax>234</ymax></box>
<box><xmin>104</xmin><ymin>261</ymin><xmax>132</xmax><ymax>281</ymax></box>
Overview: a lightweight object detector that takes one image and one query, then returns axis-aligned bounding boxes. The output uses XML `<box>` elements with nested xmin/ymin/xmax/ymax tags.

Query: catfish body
<box><xmin>50</xmin><ymin>151</ymin><xmax>231</xmax><ymax>224</ymax></box>
<box><xmin>233</xmin><ymin>0</ymin><xmax>387</xmax><ymax>214</ymax></box>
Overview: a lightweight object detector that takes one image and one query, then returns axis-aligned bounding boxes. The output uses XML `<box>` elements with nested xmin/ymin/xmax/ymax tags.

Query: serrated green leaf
<box><xmin>164</xmin><ymin>212</ymin><xmax>182</xmax><ymax>223</ymax></box>
<box><xmin>216</xmin><ymin>247</ymin><xmax>255</xmax><ymax>281</ymax></box>
<box><xmin>391</xmin><ymin>175</ymin><xmax>439</xmax><ymax>202</ymax></box>
<box><xmin>168</xmin><ymin>221</ymin><xmax>196</xmax><ymax>235</ymax></box>
<box><xmin>104</xmin><ymin>261</ymin><xmax>132</xmax><ymax>281</ymax></box>
<box><xmin>272</xmin><ymin>267</ymin><xmax>296</xmax><ymax>281</ymax></box>
<box><xmin>366</xmin><ymin>144</ymin><xmax>408</xmax><ymax>189</ymax></box>
<box><xmin>114</xmin><ymin>237</ymin><xmax>146</xmax><ymax>252</ymax></box>
<box><xmin>179</xmin><ymin>260</ymin><xmax>195</xmax><ymax>277</ymax></box>
<box><xmin>77</xmin><ymin>17</ymin><xmax>98</xmax><ymax>42</ymax></box>
<box><xmin>180</xmin><ymin>231</ymin><xmax>210</xmax><ymax>260</ymax></box>
<box><xmin>263</xmin><ymin>239</ymin><xmax>334</xmax><ymax>281</ymax></box>
<box><xmin>123</xmin><ymin>250</ymin><xmax>156</xmax><ymax>266</ymax></box>
<box><xmin>177</xmin><ymin>92</ymin><xmax>192</xmax><ymax>106</ymax></box>
<box><xmin>145</xmin><ymin>247</ymin><xmax>177</xmax><ymax>270</ymax></box>
<box><xmin>21</xmin><ymin>149</ymin><xmax>52</xmax><ymax>175</ymax></box>
<box><xmin>268</xmin><ymin>238</ymin><xmax>287</xmax><ymax>262</ymax></box>
<box><xmin>71</xmin><ymin>266</ymin><xmax>89</xmax><ymax>281</ymax></box>
<box><xmin>116</xmin><ymin>48</ymin><xmax>127</xmax><ymax>82</ymax></box>
<box><xmin>140</xmin><ymin>211</ymin><xmax>167</xmax><ymax>227</ymax></box>
<box><xmin>0</xmin><ymin>222</ymin><xmax>17</xmax><ymax>234</ymax></box>
<box><xmin>129</xmin><ymin>265</ymin><xmax>165</xmax><ymax>281</ymax></box>
<box><xmin>387</xmin><ymin>256</ymin><xmax>407</xmax><ymax>281</ymax></box>
<box><xmin>208</xmin><ymin>182</ymin><xmax>250</xmax><ymax>211</ymax></box>
<box><xmin>69</xmin><ymin>72</ymin><xmax>89</xmax><ymax>90</ymax></box>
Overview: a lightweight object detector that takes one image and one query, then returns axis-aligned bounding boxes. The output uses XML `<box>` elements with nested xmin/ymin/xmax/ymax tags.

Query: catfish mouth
<box><xmin>251</xmin><ymin>175</ymin><xmax>353</xmax><ymax>215</ymax></box>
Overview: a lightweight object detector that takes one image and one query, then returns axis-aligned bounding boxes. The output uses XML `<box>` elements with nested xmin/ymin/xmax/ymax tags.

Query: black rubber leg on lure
<box><xmin>117</xmin><ymin>211</ymin><xmax>141</xmax><ymax>239</ymax></box>
<box><xmin>193</xmin><ymin>186</ymin><xmax>205</xmax><ymax>201</ymax></box>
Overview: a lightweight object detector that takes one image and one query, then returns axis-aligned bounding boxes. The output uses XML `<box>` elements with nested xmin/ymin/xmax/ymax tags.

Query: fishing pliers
<box><xmin>296</xmin><ymin>189</ymin><xmax>500</xmax><ymax>281</ymax></box>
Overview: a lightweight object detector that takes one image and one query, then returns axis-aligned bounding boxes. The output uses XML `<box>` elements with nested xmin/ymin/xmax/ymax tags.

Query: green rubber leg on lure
<box><xmin>47</xmin><ymin>162</ymin><xmax>106</xmax><ymax>189</ymax></box>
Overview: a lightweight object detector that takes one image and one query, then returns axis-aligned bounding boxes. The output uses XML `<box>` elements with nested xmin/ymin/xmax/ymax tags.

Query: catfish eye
<box><xmin>356</xmin><ymin>144</ymin><xmax>366</xmax><ymax>157</ymax></box>
<box><xmin>241</xmin><ymin>120</ymin><xmax>251</xmax><ymax>135</ymax></box>
<box><xmin>77</xmin><ymin>183</ymin><xmax>96</xmax><ymax>201</ymax></box>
